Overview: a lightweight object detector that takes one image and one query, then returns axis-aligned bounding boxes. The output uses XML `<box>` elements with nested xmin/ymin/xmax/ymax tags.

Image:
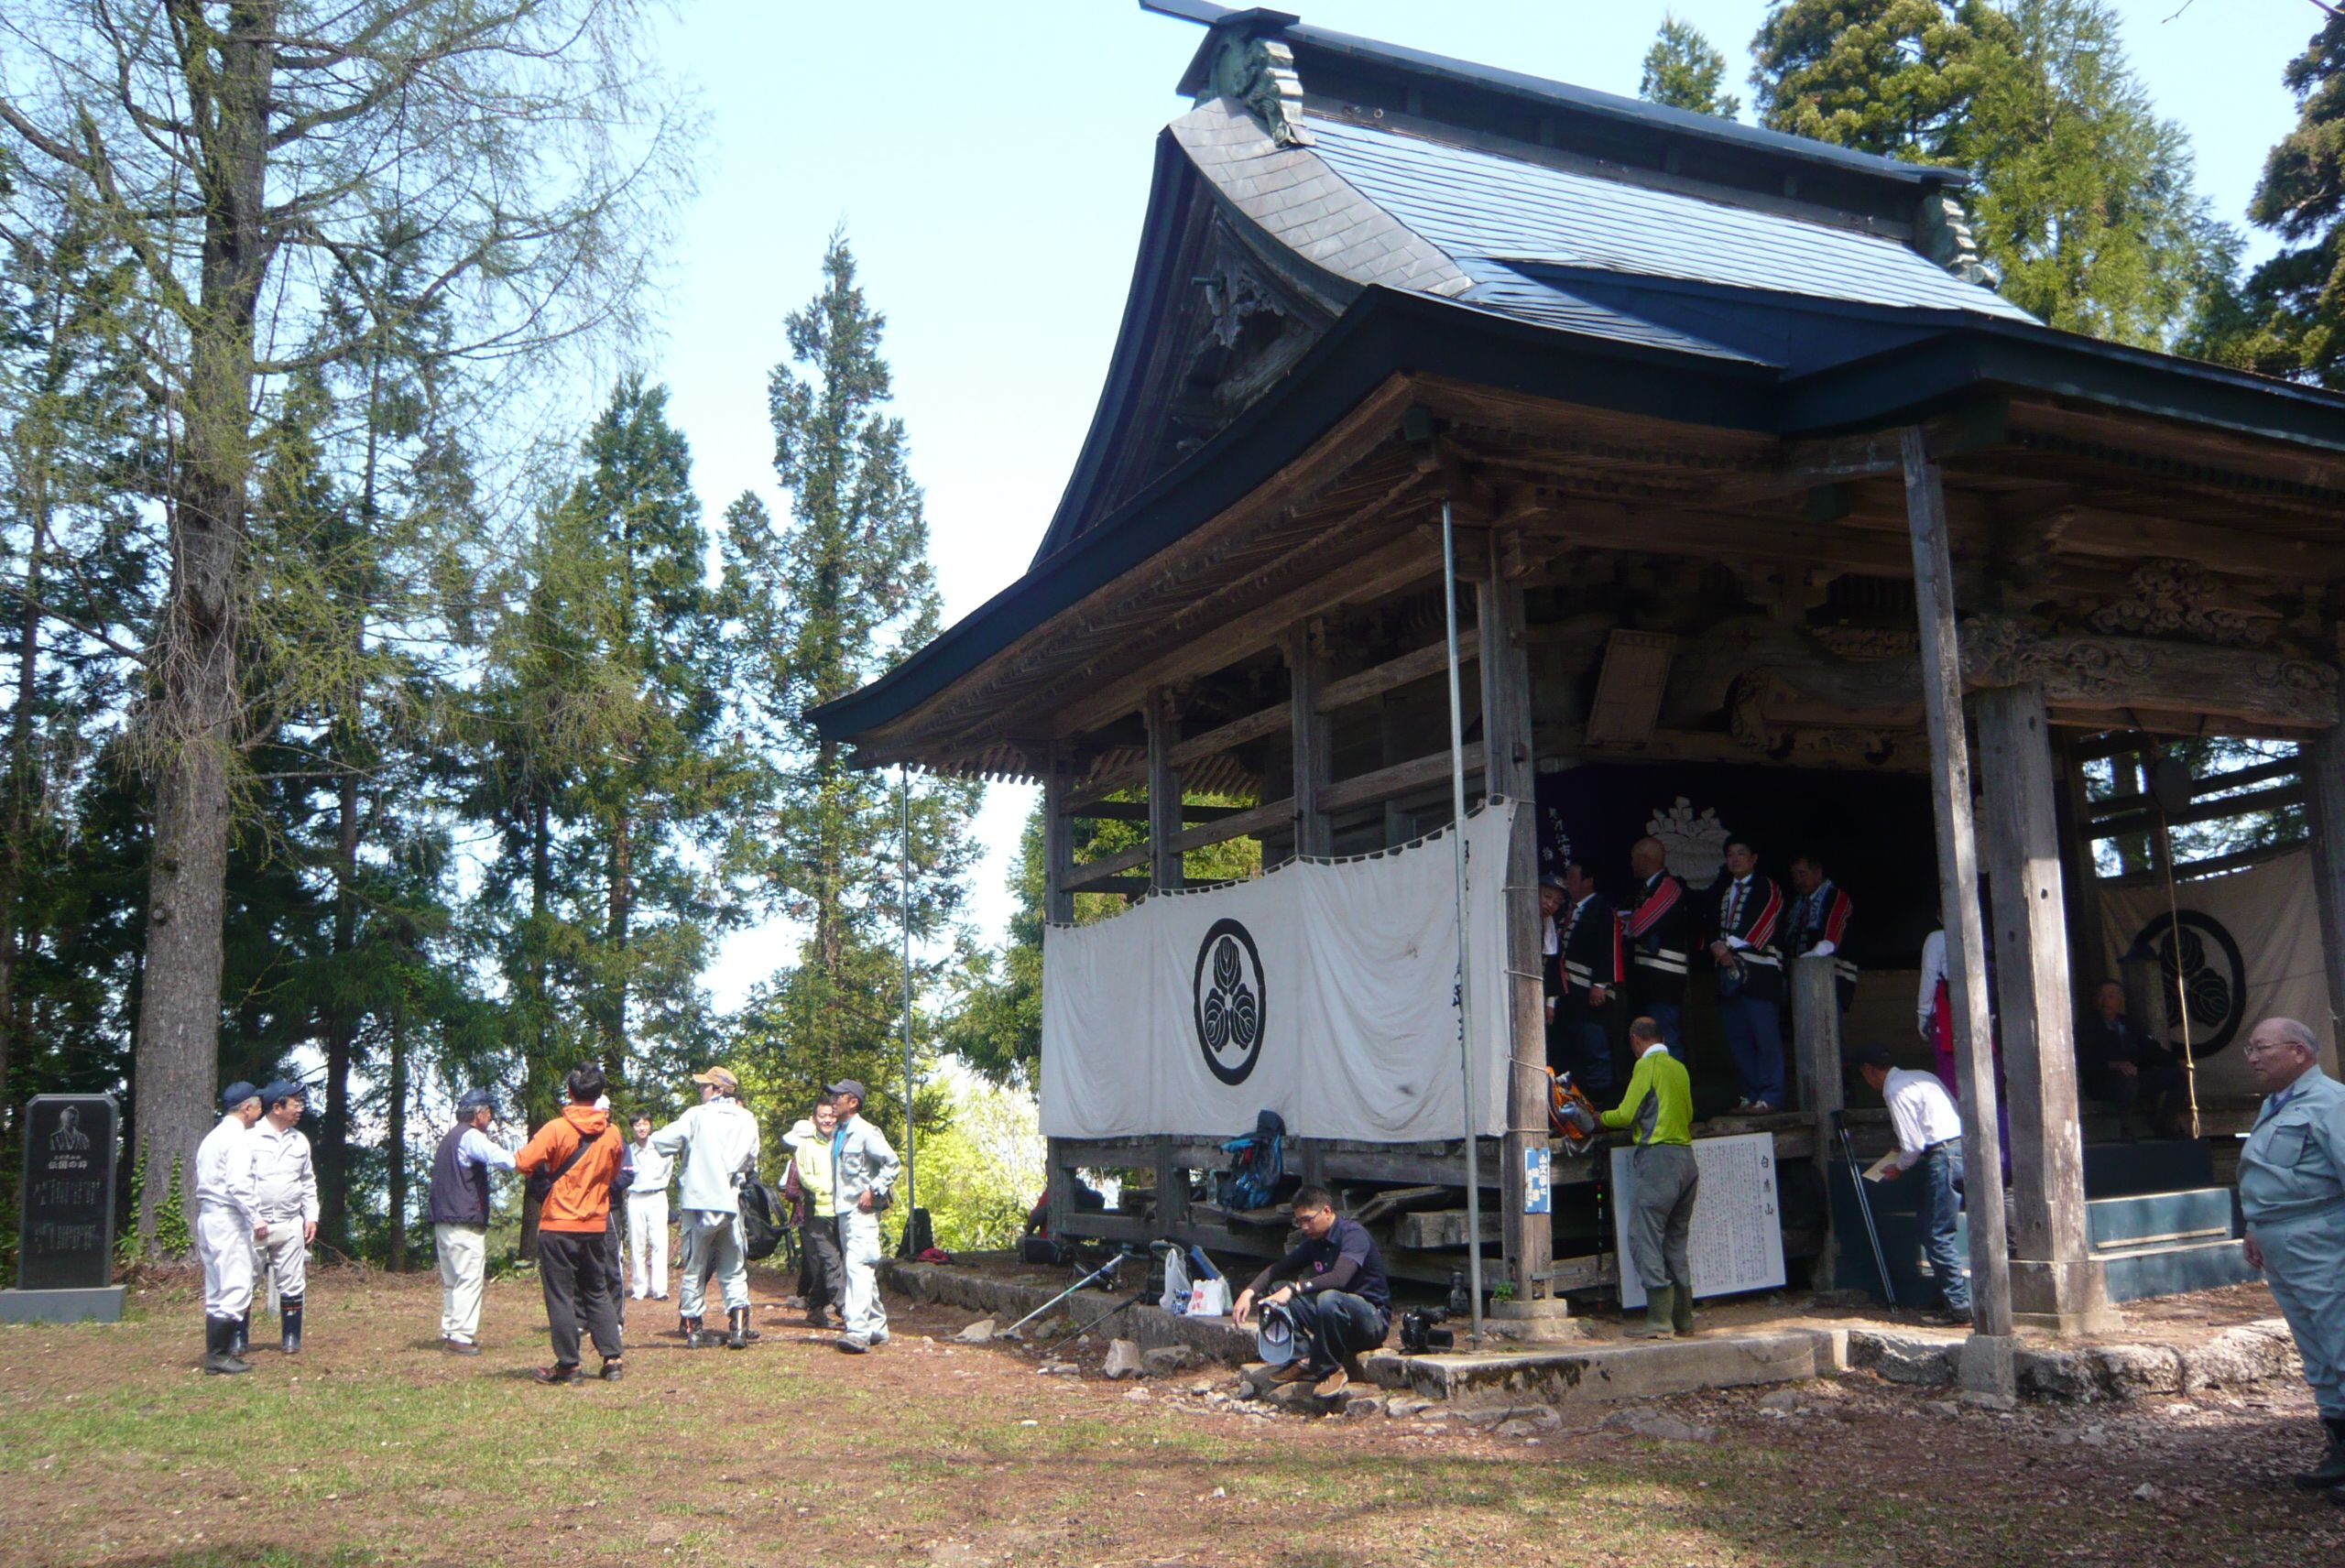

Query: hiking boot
<box><xmin>442</xmin><ymin>1337</ymin><xmax>480</xmax><ymax>1356</ymax></box>
<box><xmin>838</xmin><ymin>1334</ymin><xmax>871</xmax><ymax>1355</ymax></box>
<box><xmin>1625</xmin><ymin>1296</ymin><xmax>1677</xmax><ymax>1339</ymax></box>
<box><xmin>531</xmin><ymin>1363</ymin><xmax>583</xmax><ymax>1385</ymax></box>
<box><xmin>1311</xmin><ymin>1366</ymin><xmax>1349</xmax><ymax>1399</ymax></box>
<box><xmin>867</xmin><ymin>1326</ymin><xmax>888</xmax><ymax>1346</ymax></box>
<box><xmin>682</xmin><ymin>1314</ymin><xmax>705</xmax><ymax>1349</ymax></box>
<box><xmin>2294</xmin><ymin>1417</ymin><xmax>2345</xmax><ymax>1491</ymax></box>
<box><xmin>1271</xmin><ymin>1361</ymin><xmax>1314</xmax><ymax>1385</ymax></box>
<box><xmin>202</xmin><ymin>1316</ymin><xmax>252</xmax><ymax>1376</ymax></box>
<box><xmin>599</xmin><ymin>1359</ymin><xmax>625</xmax><ymax>1382</ymax></box>
<box><xmin>1671</xmin><ymin>1283</ymin><xmax>1694</xmax><ymax>1335</ymax></box>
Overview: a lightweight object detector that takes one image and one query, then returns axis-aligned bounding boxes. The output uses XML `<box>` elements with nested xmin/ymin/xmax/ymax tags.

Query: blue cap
<box><xmin>260</xmin><ymin>1078</ymin><xmax>305</xmax><ymax>1109</ymax></box>
<box><xmin>221</xmin><ymin>1081</ymin><xmax>259</xmax><ymax>1113</ymax></box>
<box><xmin>456</xmin><ymin>1088</ymin><xmax>496</xmax><ymax>1115</ymax></box>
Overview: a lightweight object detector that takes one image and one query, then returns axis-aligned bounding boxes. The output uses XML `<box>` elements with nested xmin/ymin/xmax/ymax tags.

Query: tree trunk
<box><xmin>604</xmin><ymin>810</ymin><xmax>630</xmax><ymax>1084</ymax></box>
<box><xmin>521</xmin><ymin>792</ymin><xmax>551</xmax><ymax>1262</ymax></box>
<box><xmin>319</xmin><ymin>761</ymin><xmax>360</xmax><ymax>1248</ymax></box>
<box><xmin>131</xmin><ymin>0</ymin><xmax>278</xmax><ymax>1253</ymax></box>
<box><xmin>387</xmin><ymin>997</ymin><xmax>409</xmax><ymax>1271</ymax></box>
<box><xmin>0</xmin><ymin>506</ymin><xmax>42</xmax><ymax>1131</ymax></box>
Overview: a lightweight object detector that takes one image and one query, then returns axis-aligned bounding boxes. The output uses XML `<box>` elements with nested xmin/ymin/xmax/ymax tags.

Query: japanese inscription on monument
<box><xmin>1611</xmin><ymin>1131</ymin><xmax>1786</xmax><ymax>1309</ymax></box>
<box><xmin>17</xmin><ymin>1094</ymin><xmax>118</xmax><ymax>1291</ymax></box>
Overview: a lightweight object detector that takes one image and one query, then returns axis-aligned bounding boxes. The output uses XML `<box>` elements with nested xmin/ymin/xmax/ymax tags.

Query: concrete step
<box><xmin>2100</xmin><ymin>1237</ymin><xmax>2262</xmax><ymax>1303</ymax></box>
<box><xmin>2085</xmin><ymin>1187</ymin><xmax>2237</xmax><ymax>1250</ymax></box>
<box><xmin>1366</xmin><ymin>1327</ymin><xmax>1847</xmax><ymax>1408</ymax></box>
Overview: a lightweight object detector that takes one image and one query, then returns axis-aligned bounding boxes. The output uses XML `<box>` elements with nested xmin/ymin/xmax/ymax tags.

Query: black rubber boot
<box><xmin>1671</xmin><ymin>1282</ymin><xmax>1694</xmax><ymax>1334</ymax></box>
<box><xmin>725</xmin><ymin>1307</ymin><xmax>748</xmax><ymax>1349</ymax></box>
<box><xmin>203</xmin><ymin>1316</ymin><xmax>252</xmax><ymax>1376</ymax></box>
<box><xmin>232</xmin><ymin>1311</ymin><xmax>250</xmax><ymax>1358</ymax></box>
<box><xmin>2295</xmin><ymin>1416</ymin><xmax>2345</xmax><ymax>1491</ymax></box>
<box><xmin>683</xmin><ymin>1314</ymin><xmax>704</xmax><ymax>1349</ymax></box>
<box><xmin>1626</xmin><ymin>1294</ymin><xmax>1676</xmax><ymax>1339</ymax></box>
<box><xmin>280</xmin><ymin>1297</ymin><xmax>302</xmax><ymax>1356</ymax></box>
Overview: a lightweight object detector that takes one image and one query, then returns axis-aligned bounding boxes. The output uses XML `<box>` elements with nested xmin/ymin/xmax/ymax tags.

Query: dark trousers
<box><xmin>1289</xmin><ymin>1289</ymin><xmax>1387</xmax><ymax>1372</ymax></box>
<box><xmin>540</xmin><ymin>1228</ymin><xmax>622</xmax><ymax>1367</ymax></box>
<box><xmin>1917</xmin><ymin>1139</ymin><xmax>1972</xmax><ymax>1315</ymax></box>
<box><xmin>2096</xmin><ymin>1064</ymin><xmax>2187</xmax><ymax>1130</ymax></box>
<box><xmin>1568</xmin><ymin>1012</ymin><xmax>1613</xmax><ymax>1094</ymax></box>
<box><xmin>800</xmin><ymin>1216</ymin><xmax>844</xmax><ymax>1318</ymax></box>
<box><xmin>1718</xmin><ymin>991</ymin><xmax>1786</xmax><ymax>1106</ymax></box>
<box><xmin>1628</xmin><ymin>986</ymin><xmax>1686</xmax><ymax>1064</ymax></box>
<box><xmin>1628</xmin><ymin>1142</ymin><xmax>1699</xmax><ymax>1295</ymax></box>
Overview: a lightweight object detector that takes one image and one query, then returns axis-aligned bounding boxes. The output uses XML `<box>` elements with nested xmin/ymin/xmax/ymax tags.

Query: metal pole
<box><xmin>1440</xmin><ymin>499</ymin><xmax>1487</xmax><ymax>1341</ymax></box>
<box><xmin>899</xmin><ymin>766</ymin><xmax>920</xmax><ymax>1227</ymax></box>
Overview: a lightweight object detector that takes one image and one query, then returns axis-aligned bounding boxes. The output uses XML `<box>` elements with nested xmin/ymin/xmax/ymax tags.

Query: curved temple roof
<box><xmin>809</xmin><ymin>1</ymin><xmax>2345</xmax><ymax>759</ymax></box>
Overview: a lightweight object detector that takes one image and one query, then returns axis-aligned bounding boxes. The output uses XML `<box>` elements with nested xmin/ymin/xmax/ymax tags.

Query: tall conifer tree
<box><xmin>2221</xmin><ymin>15</ymin><xmax>2345</xmax><ymax>385</ymax></box>
<box><xmin>722</xmin><ymin>233</ymin><xmax>977</xmax><ymax>1138</ymax></box>
<box><xmin>1641</xmin><ymin>16</ymin><xmax>1741</xmax><ymax>118</ymax></box>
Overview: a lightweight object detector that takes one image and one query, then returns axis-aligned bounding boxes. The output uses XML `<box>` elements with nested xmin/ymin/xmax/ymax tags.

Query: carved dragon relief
<box><xmin>2077</xmin><ymin>558</ymin><xmax>2274</xmax><ymax>648</ymax></box>
<box><xmin>1651</xmin><ymin>614</ymin><xmax>2338</xmax><ymax>761</ymax></box>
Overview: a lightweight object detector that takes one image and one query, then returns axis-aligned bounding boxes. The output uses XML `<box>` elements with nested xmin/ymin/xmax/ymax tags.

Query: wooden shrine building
<box><xmin>814</xmin><ymin>1</ymin><xmax>2345</xmax><ymax>1339</ymax></box>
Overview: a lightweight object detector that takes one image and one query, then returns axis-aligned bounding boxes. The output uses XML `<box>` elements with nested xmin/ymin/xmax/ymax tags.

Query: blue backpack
<box><xmin>1219</xmin><ymin>1110</ymin><xmax>1287</xmax><ymax>1212</ymax></box>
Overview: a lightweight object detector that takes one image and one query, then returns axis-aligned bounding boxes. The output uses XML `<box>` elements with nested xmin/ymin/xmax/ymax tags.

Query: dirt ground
<box><xmin>0</xmin><ymin>1264</ymin><xmax>2337</xmax><ymax>1568</ymax></box>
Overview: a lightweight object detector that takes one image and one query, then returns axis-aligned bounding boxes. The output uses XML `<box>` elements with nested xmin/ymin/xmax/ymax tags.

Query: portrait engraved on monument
<box><xmin>17</xmin><ymin>1094</ymin><xmax>119</xmax><ymax>1292</ymax></box>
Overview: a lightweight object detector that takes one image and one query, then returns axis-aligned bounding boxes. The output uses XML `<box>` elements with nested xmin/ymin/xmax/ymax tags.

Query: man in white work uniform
<box><xmin>194</xmin><ymin>1082</ymin><xmax>266</xmax><ymax>1375</ymax></box>
<box><xmin>248</xmin><ymin>1079</ymin><xmax>319</xmax><ymax>1355</ymax></box>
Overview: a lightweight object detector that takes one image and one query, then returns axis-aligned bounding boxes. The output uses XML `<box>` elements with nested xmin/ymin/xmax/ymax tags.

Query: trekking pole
<box><xmin>1002</xmin><ymin>1247</ymin><xmax>1135</xmax><ymax>1338</ymax></box>
<box><xmin>1835</xmin><ymin>1110</ymin><xmax>1898</xmax><ymax>1309</ymax></box>
<box><xmin>1042</xmin><ymin>1290</ymin><xmax>1153</xmax><ymax>1356</ymax></box>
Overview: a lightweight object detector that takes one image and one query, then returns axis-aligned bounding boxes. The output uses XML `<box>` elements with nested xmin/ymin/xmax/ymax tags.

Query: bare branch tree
<box><xmin>0</xmin><ymin>0</ymin><xmax>696</xmax><ymax>1250</ymax></box>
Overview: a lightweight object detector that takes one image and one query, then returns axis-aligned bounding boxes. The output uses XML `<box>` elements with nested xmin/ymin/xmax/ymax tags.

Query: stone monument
<box><xmin>3</xmin><ymin>1093</ymin><xmax>125</xmax><ymax>1323</ymax></box>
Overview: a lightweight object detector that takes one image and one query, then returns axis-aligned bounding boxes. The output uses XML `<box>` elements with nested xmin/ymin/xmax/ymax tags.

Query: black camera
<box><xmin>1399</xmin><ymin>1305</ymin><xmax>1455</xmax><ymax>1355</ymax></box>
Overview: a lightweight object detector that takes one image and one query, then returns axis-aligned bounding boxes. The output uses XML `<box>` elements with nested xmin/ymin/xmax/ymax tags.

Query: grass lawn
<box><xmin>0</xmin><ymin>1267</ymin><xmax>2337</xmax><ymax>1567</ymax></box>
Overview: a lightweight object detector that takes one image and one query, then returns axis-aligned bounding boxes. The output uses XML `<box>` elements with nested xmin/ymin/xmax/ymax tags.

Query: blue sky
<box><xmin>658</xmin><ymin>0</ymin><xmax>2329</xmax><ymax>1006</ymax></box>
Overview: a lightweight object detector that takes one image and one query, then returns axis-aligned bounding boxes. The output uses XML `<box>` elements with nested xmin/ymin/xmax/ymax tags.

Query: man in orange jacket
<box><xmin>514</xmin><ymin>1065</ymin><xmax>627</xmax><ymax>1383</ymax></box>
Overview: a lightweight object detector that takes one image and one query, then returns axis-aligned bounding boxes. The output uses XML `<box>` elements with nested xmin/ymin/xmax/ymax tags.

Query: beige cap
<box><xmin>692</xmin><ymin>1067</ymin><xmax>739</xmax><ymax>1093</ymax></box>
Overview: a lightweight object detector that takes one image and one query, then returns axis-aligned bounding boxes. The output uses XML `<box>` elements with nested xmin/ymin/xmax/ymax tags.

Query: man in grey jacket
<box><xmin>2238</xmin><ymin>1017</ymin><xmax>2345</xmax><ymax>1500</ymax></box>
<box><xmin>826</xmin><ymin>1079</ymin><xmax>900</xmax><ymax>1354</ymax></box>
<box><xmin>649</xmin><ymin>1067</ymin><xmax>761</xmax><ymax>1350</ymax></box>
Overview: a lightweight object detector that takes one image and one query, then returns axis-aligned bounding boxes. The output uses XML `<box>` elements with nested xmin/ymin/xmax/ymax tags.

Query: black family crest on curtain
<box><xmin>1194</xmin><ymin>917</ymin><xmax>1267</xmax><ymax>1084</ymax></box>
<box><xmin>2130</xmin><ymin>909</ymin><xmax>2246</xmax><ymax>1057</ymax></box>
<box><xmin>1534</xmin><ymin>762</ymin><xmax>1940</xmax><ymax>969</ymax></box>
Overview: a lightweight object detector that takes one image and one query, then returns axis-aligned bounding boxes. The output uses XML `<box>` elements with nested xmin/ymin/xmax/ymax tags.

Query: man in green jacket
<box><xmin>1601</xmin><ymin>1014</ymin><xmax>1698</xmax><ymax>1339</ymax></box>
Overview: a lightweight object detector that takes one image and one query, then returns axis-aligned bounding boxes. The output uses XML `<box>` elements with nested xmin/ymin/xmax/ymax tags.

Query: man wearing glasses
<box><xmin>2237</xmin><ymin>1017</ymin><xmax>2345</xmax><ymax>1502</ymax></box>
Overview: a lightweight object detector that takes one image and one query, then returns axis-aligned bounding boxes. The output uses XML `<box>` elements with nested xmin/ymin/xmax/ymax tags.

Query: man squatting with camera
<box><xmin>1232</xmin><ymin>1184</ymin><xmax>1391</xmax><ymax>1398</ymax></box>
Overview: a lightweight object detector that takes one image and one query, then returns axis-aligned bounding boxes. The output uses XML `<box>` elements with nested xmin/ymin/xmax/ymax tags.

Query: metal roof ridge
<box><xmin>1142</xmin><ymin>0</ymin><xmax>1974</xmax><ymax>191</ymax></box>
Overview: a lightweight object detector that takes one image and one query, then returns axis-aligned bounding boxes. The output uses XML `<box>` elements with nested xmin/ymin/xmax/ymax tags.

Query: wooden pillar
<box><xmin>1477</xmin><ymin>555</ymin><xmax>1555</xmax><ymax>1304</ymax></box>
<box><xmin>1379</xmin><ymin>693</ymin><xmax>1411</xmax><ymax>847</ymax></box>
<box><xmin>1902</xmin><ymin>430</ymin><xmax>2015</xmax><ymax>1365</ymax></box>
<box><xmin>1790</xmin><ymin>954</ymin><xmax>1845</xmax><ymax>1290</ymax></box>
<box><xmin>1154</xmin><ymin>1136</ymin><xmax>1190</xmax><ymax>1236</ymax></box>
<box><xmin>1978</xmin><ymin>683</ymin><xmax>2116</xmax><ymax>1334</ymax></box>
<box><xmin>1043</xmin><ymin>753</ymin><xmax>1074</xmax><ymax>925</ymax></box>
<box><xmin>1043</xmin><ymin>753</ymin><xmax>1074</xmax><ymax>1233</ymax></box>
<box><xmin>1146</xmin><ymin>690</ymin><xmax>1183</xmax><ymax>893</ymax></box>
<box><xmin>1286</xmin><ymin>625</ymin><xmax>1333</xmax><ymax>857</ymax></box>
<box><xmin>2302</xmin><ymin>727</ymin><xmax>2345</xmax><ymax>1054</ymax></box>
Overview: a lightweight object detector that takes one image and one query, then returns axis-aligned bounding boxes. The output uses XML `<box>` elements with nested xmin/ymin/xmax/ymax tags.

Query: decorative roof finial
<box><xmin>1916</xmin><ymin>189</ymin><xmax>1991</xmax><ymax>288</ymax></box>
<box><xmin>1204</xmin><ymin>31</ymin><xmax>1314</xmax><ymax>147</ymax></box>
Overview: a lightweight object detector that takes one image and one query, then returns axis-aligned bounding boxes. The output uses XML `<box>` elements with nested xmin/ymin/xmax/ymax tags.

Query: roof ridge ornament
<box><xmin>1203</xmin><ymin>31</ymin><xmax>1314</xmax><ymax>147</ymax></box>
<box><xmin>1917</xmin><ymin>189</ymin><xmax>1991</xmax><ymax>289</ymax></box>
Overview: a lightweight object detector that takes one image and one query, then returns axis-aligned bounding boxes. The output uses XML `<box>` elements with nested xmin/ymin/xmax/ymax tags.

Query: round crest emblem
<box><xmin>1193</xmin><ymin>918</ymin><xmax>1267</xmax><ymax>1085</ymax></box>
<box><xmin>2132</xmin><ymin>909</ymin><xmax>2246</xmax><ymax>1057</ymax></box>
